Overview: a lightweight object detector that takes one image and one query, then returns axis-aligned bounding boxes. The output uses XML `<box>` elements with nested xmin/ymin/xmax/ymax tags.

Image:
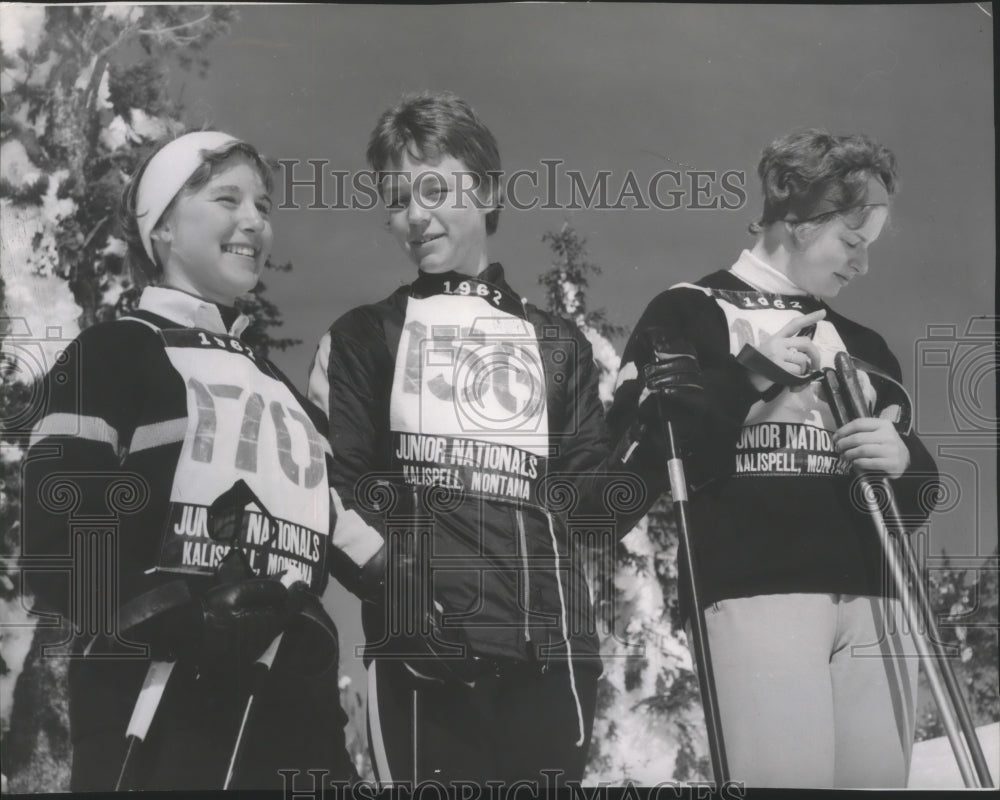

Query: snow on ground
<box><xmin>908</xmin><ymin>723</ymin><xmax>998</xmax><ymax>788</ymax></box>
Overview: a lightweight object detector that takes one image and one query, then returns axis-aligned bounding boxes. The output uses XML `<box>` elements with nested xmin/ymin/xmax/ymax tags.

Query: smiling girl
<box><xmin>23</xmin><ymin>132</ymin><xmax>360</xmax><ymax>790</ymax></box>
<box><xmin>609</xmin><ymin>129</ymin><xmax>939</xmax><ymax>787</ymax></box>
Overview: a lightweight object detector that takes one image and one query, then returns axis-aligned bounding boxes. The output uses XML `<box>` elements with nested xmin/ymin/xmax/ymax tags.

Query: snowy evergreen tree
<box><xmin>915</xmin><ymin>548</ymin><xmax>999</xmax><ymax>741</ymax></box>
<box><xmin>538</xmin><ymin>223</ymin><xmax>711</xmax><ymax>783</ymax></box>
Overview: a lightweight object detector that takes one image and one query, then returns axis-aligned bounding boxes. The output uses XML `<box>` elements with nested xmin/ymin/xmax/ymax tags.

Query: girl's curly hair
<box><xmin>749</xmin><ymin>129</ymin><xmax>897</xmax><ymax>236</ymax></box>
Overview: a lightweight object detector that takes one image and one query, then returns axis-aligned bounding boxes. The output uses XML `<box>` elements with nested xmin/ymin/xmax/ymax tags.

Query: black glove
<box><xmin>640</xmin><ymin>333</ymin><xmax>705</xmax><ymax>419</ymax></box>
<box><xmin>137</xmin><ymin>575</ymin><xmax>289</xmax><ymax>676</ymax></box>
<box><xmin>619</xmin><ymin>333</ymin><xmax>706</xmax><ymax>467</ymax></box>
<box><xmin>198</xmin><ymin>577</ymin><xmax>291</xmax><ymax>672</ymax></box>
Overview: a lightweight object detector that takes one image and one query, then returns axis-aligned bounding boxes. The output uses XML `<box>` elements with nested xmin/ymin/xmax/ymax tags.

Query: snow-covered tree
<box><xmin>915</xmin><ymin>548</ymin><xmax>999</xmax><ymax>741</ymax></box>
<box><xmin>539</xmin><ymin>222</ymin><xmax>625</xmax><ymax>406</ymax></box>
<box><xmin>0</xmin><ymin>6</ymin><xmax>305</xmax><ymax>790</ymax></box>
<box><xmin>538</xmin><ymin>223</ymin><xmax>711</xmax><ymax>783</ymax></box>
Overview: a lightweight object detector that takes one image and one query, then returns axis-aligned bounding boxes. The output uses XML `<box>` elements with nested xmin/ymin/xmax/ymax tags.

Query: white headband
<box><xmin>136</xmin><ymin>131</ymin><xmax>240</xmax><ymax>262</ymax></box>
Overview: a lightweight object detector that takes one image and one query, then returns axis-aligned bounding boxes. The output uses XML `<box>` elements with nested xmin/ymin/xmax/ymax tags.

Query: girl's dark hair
<box><xmin>119</xmin><ymin>138</ymin><xmax>273</xmax><ymax>286</ymax></box>
<box><xmin>366</xmin><ymin>90</ymin><xmax>502</xmax><ymax>235</ymax></box>
<box><xmin>749</xmin><ymin>129</ymin><xmax>897</xmax><ymax>235</ymax></box>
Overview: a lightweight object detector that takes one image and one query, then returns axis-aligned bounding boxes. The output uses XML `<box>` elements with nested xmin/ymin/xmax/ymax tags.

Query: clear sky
<box><xmin>177</xmin><ymin>4</ymin><xmax>995</xmax><ymax>566</ymax></box>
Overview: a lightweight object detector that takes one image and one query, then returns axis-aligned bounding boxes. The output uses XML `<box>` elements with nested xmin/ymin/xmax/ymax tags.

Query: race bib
<box><xmin>154</xmin><ymin>329</ymin><xmax>330</xmax><ymax>591</ymax></box>
<box><xmin>389</xmin><ymin>293</ymin><xmax>548</xmax><ymax>503</ymax></box>
<box><xmin>699</xmin><ymin>286</ymin><xmax>876</xmax><ymax>478</ymax></box>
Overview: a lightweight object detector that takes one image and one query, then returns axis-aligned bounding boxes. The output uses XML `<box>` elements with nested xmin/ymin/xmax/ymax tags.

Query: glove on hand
<box><xmin>198</xmin><ymin>577</ymin><xmax>291</xmax><ymax>672</ymax></box>
<box><xmin>620</xmin><ymin>333</ymin><xmax>706</xmax><ymax>464</ymax></box>
<box><xmin>135</xmin><ymin>576</ymin><xmax>291</xmax><ymax>676</ymax></box>
<box><xmin>641</xmin><ymin>332</ymin><xmax>705</xmax><ymax>414</ymax></box>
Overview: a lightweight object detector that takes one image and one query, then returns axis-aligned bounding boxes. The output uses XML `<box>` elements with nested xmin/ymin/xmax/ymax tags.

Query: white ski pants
<box><xmin>700</xmin><ymin>592</ymin><xmax>919</xmax><ymax>788</ymax></box>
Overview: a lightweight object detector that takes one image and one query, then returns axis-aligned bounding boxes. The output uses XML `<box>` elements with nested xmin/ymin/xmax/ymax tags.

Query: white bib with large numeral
<box><xmin>389</xmin><ymin>294</ymin><xmax>548</xmax><ymax>503</ymax></box>
<box><xmin>155</xmin><ymin>329</ymin><xmax>329</xmax><ymax>590</ymax></box>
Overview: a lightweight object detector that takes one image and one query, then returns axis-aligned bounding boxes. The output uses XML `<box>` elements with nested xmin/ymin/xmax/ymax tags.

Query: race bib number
<box><xmin>155</xmin><ymin>330</ymin><xmax>329</xmax><ymax>591</ymax></box>
<box><xmin>390</xmin><ymin>295</ymin><xmax>548</xmax><ymax>502</ymax></box>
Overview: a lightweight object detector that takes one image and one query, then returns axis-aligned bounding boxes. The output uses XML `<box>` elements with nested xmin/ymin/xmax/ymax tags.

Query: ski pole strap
<box><xmin>117</xmin><ymin>580</ymin><xmax>194</xmax><ymax>633</ymax></box>
<box><xmin>738</xmin><ymin>345</ymin><xmax>912</xmax><ymax>432</ymax></box>
<box><xmin>84</xmin><ymin>579</ymin><xmax>194</xmax><ymax>656</ymax></box>
<box><xmin>89</xmin><ymin>576</ymin><xmax>339</xmax><ymax>674</ymax></box>
<box><xmin>737</xmin><ymin>343</ymin><xmax>821</xmax><ymax>388</ymax></box>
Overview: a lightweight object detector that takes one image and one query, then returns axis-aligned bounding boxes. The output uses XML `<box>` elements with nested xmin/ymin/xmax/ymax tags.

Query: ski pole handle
<box><xmin>834</xmin><ymin>352</ymin><xmax>870</xmax><ymax>421</ymax></box>
<box><xmin>820</xmin><ymin>368</ymin><xmax>851</xmax><ymax>429</ymax></box>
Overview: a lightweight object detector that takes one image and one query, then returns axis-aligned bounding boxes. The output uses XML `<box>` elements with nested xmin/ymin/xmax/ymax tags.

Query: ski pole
<box><xmin>659</xmin><ymin>402</ymin><xmax>730</xmax><ymax>786</ymax></box>
<box><xmin>115</xmin><ymin>659</ymin><xmax>176</xmax><ymax>791</ymax></box>
<box><xmin>222</xmin><ymin>567</ymin><xmax>305</xmax><ymax>790</ymax></box>
<box><xmin>824</xmin><ymin>364</ymin><xmax>979</xmax><ymax>787</ymax></box>
<box><xmin>223</xmin><ymin>632</ymin><xmax>283</xmax><ymax>789</ymax></box>
<box><xmin>894</xmin><ymin>530</ymin><xmax>993</xmax><ymax>787</ymax></box>
<box><xmin>832</xmin><ymin>354</ymin><xmax>992</xmax><ymax>788</ymax></box>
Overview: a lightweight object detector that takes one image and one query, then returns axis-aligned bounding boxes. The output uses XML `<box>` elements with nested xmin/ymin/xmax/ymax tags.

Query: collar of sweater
<box><xmin>138</xmin><ymin>286</ymin><xmax>250</xmax><ymax>336</ymax></box>
<box><xmin>730</xmin><ymin>249</ymin><xmax>808</xmax><ymax>296</ymax></box>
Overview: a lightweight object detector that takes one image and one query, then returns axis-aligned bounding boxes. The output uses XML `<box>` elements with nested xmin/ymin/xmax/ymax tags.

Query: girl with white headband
<box><xmin>608</xmin><ymin>130</ymin><xmax>938</xmax><ymax>787</ymax></box>
<box><xmin>23</xmin><ymin>132</ymin><xmax>369</xmax><ymax>790</ymax></box>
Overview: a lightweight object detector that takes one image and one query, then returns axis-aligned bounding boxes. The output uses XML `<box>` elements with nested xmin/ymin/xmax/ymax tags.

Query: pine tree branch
<box><xmin>81</xmin><ymin>216</ymin><xmax>109</xmax><ymax>251</ymax></box>
<box><xmin>136</xmin><ymin>13</ymin><xmax>214</xmax><ymax>39</ymax></box>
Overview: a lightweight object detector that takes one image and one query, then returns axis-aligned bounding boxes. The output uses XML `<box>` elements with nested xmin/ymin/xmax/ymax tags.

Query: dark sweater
<box><xmin>607</xmin><ymin>267</ymin><xmax>939</xmax><ymax>617</ymax></box>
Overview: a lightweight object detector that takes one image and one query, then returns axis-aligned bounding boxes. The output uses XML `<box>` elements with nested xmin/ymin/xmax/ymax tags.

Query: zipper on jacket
<box><xmin>516</xmin><ymin>508</ymin><xmax>531</xmax><ymax>642</ymax></box>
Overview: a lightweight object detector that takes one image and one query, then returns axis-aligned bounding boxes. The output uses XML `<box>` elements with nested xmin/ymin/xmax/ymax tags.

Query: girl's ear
<box><xmin>151</xmin><ymin>221</ymin><xmax>173</xmax><ymax>244</ymax></box>
<box><xmin>150</xmin><ymin>222</ymin><xmax>174</xmax><ymax>271</ymax></box>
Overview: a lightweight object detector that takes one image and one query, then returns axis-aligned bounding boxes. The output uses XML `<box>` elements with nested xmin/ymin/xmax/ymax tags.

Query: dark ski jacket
<box><xmin>22</xmin><ymin>287</ymin><xmax>357</xmax><ymax>788</ymax></box>
<box><xmin>309</xmin><ymin>263</ymin><xmax>638</xmax><ymax>671</ymax></box>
